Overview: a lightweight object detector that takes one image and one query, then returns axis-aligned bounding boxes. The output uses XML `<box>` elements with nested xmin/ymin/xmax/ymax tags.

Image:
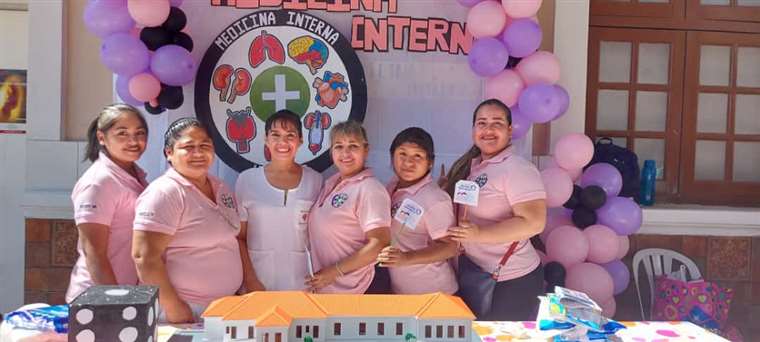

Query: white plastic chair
<box><xmin>632</xmin><ymin>248</ymin><xmax>703</xmax><ymax>320</ymax></box>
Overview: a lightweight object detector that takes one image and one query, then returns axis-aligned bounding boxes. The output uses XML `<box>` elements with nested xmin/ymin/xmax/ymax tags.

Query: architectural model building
<box><xmin>202</xmin><ymin>291</ymin><xmax>475</xmax><ymax>342</ymax></box>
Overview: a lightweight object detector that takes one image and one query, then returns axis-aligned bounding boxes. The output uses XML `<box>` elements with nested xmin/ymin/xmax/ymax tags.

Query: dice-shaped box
<box><xmin>68</xmin><ymin>285</ymin><xmax>159</xmax><ymax>342</ymax></box>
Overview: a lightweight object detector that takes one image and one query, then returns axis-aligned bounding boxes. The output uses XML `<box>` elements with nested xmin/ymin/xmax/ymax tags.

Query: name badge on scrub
<box><xmin>453</xmin><ymin>180</ymin><xmax>480</xmax><ymax>207</ymax></box>
<box><xmin>393</xmin><ymin>198</ymin><xmax>424</xmax><ymax>230</ymax></box>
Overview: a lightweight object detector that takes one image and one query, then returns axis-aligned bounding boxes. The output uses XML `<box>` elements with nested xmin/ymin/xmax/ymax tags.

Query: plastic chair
<box><xmin>632</xmin><ymin>248</ymin><xmax>702</xmax><ymax>320</ymax></box>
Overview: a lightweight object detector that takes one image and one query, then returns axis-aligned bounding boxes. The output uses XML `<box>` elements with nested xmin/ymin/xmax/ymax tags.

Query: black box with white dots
<box><xmin>68</xmin><ymin>285</ymin><xmax>159</xmax><ymax>342</ymax></box>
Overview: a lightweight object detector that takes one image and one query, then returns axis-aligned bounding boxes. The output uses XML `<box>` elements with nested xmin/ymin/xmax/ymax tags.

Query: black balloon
<box><xmin>506</xmin><ymin>56</ymin><xmax>522</xmax><ymax>69</ymax></box>
<box><xmin>140</xmin><ymin>27</ymin><xmax>172</xmax><ymax>51</ymax></box>
<box><xmin>563</xmin><ymin>185</ymin><xmax>583</xmax><ymax>209</ymax></box>
<box><xmin>173</xmin><ymin>32</ymin><xmax>194</xmax><ymax>52</ymax></box>
<box><xmin>580</xmin><ymin>185</ymin><xmax>607</xmax><ymax>210</ymax></box>
<box><xmin>572</xmin><ymin>206</ymin><xmax>597</xmax><ymax>229</ymax></box>
<box><xmin>544</xmin><ymin>261</ymin><xmax>566</xmax><ymax>293</ymax></box>
<box><xmin>162</xmin><ymin>7</ymin><xmax>187</xmax><ymax>33</ymax></box>
<box><xmin>144</xmin><ymin>102</ymin><xmax>165</xmax><ymax>115</ymax></box>
<box><xmin>158</xmin><ymin>85</ymin><xmax>184</xmax><ymax>110</ymax></box>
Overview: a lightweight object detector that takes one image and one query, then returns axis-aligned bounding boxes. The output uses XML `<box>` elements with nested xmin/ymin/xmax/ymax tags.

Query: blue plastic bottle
<box><xmin>639</xmin><ymin>160</ymin><xmax>656</xmax><ymax>206</ymax></box>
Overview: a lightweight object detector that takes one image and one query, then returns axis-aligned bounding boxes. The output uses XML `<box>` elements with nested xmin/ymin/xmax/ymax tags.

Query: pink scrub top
<box><xmin>460</xmin><ymin>146</ymin><xmax>546</xmax><ymax>282</ymax></box>
<box><xmin>133</xmin><ymin>167</ymin><xmax>243</xmax><ymax>308</ymax></box>
<box><xmin>235</xmin><ymin>166</ymin><xmax>322</xmax><ymax>290</ymax></box>
<box><xmin>66</xmin><ymin>153</ymin><xmax>147</xmax><ymax>302</ymax></box>
<box><xmin>307</xmin><ymin>168</ymin><xmax>391</xmax><ymax>294</ymax></box>
<box><xmin>386</xmin><ymin>174</ymin><xmax>458</xmax><ymax>294</ymax></box>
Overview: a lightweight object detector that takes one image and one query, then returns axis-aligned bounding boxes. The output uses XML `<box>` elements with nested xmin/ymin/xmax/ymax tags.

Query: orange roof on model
<box><xmin>202</xmin><ymin>291</ymin><xmax>475</xmax><ymax>326</ymax></box>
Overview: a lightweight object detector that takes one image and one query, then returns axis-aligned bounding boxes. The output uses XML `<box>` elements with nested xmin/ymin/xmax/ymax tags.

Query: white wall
<box><xmin>0</xmin><ymin>8</ymin><xmax>28</xmax><ymax>313</ymax></box>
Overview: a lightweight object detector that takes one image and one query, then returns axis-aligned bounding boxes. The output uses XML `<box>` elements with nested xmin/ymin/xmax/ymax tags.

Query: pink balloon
<box><xmin>485</xmin><ymin>70</ymin><xmax>525</xmax><ymax>107</ymax></box>
<box><xmin>502</xmin><ymin>0</ymin><xmax>543</xmax><ymax>18</ymax></box>
<box><xmin>540</xmin><ymin>209</ymin><xmax>572</xmax><ymax>244</ymax></box>
<box><xmin>128</xmin><ymin>72</ymin><xmax>161</xmax><ymax>102</ymax></box>
<box><xmin>504</xmin><ymin>15</ymin><xmax>539</xmax><ymax>27</ymax></box>
<box><xmin>600</xmin><ymin>297</ymin><xmax>617</xmax><ymax>318</ymax></box>
<box><xmin>566</xmin><ymin>262</ymin><xmax>614</xmax><ymax>304</ymax></box>
<box><xmin>467</xmin><ymin>1</ymin><xmax>507</xmax><ymax>38</ymax></box>
<box><xmin>546</xmin><ymin>225</ymin><xmax>588</xmax><ymax>268</ymax></box>
<box><xmin>565</xmin><ymin>167</ymin><xmax>582</xmax><ymax>182</ymax></box>
<box><xmin>616</xmin><ymin>235</ymin><xmax>630</xmax><ymax>259</ymax></box>
<box><xmin>517</xmin><ymin>51</ymin><xmax>561</xmax><ymax>86</ymax></box>
<box><xmin>553</xmin><ymin>133</ymin><xmax>594</xmax><ymax>170</ymax></box>
<box><xmin>583</xmin><ymin>225</ymin><xmax>620</xmax><ymax>264</ymax></box>
<box><xmin>128</xmin><ymin>0</ymin><xmax>171</xmax><ymax>27</ymax></box>
<box><xmin>541</xmin><ymin>167</ymin><xmax>573</xmax><ymax>208</ymax></box>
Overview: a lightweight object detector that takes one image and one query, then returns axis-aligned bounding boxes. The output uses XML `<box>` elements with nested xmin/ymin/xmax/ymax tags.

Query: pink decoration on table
<box><xmin>652</xmin><ymin>276</ymin><xmax>734</xmax><ymax>329</ymax></box>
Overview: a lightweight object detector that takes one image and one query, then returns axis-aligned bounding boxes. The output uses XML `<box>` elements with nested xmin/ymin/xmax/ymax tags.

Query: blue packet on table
<box><xmin>4</xmin><ymin>305</ymin><xmax>69</xmax><ymax>333</ymax></box>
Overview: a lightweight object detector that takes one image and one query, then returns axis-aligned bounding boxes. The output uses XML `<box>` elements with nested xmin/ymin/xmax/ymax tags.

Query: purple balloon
<box><xmin>554</xmin><ymin>85</ymin><xmax>570</xmax><ymax>119</ymax></box>
<box><xmin>596</xmin><ymin>196</ymin><xmax>643</xmax><ymax>236</ymax></box>
<box><xmin>83</xmin><ymin>0</ymin><xmax>135</xmax><ymax>39</ymax></box>
<box><xmin>116</xmin><ymin>74</ymin><xmax>143</xmax><ymax>107</ymax></box>
<box><xmin>501</xmin><ymin>19</ymin><xmax>542</xmax><ymax>58</ymax></box>
<box><xmin>602</xmin><ymin>259</ymin><xmax>631</xmax><ymax>295</ymax></box>
<box><xmin>581</xmin><ymin>163</ymin><xmax>623</xmax><ymax>197</ymax></box>
<box><xmin>151</xmin><ymin>44</ymin><xmax>197</xmax><ymax>86</ymax></box>
<box><xmin>100</xmin><ymin>33</ymin><xmax>150</xmax><ymax>77</ymax></box>
<box><xmin>468</xmin><ymin>38</ymin><xmax>510</xmax><ymax>77</ymax></box>
<box><xmin>510</xmin><ymin>106</ymin><xmax>531</xmax><ymax>140</ymax></box>
<box><xmin>457</xmin><ymin>0</ymin><xmax>485</xmax><ymax>6</ymax></box>
<box><xmin>517</xmin><ymin>83</ymin><xmax>562</xmax><ymax>123</ymax></box>
<box><xmin>170</xmin><ymin>0</ymin><xmax>185</xmax><ymax>6</ymax></box>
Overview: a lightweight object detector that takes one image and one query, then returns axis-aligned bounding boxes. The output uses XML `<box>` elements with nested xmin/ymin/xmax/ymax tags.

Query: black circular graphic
<box><xmin>195</xmin><ymin>10</ymin><xmax>367</xmax><ymax>172</ymax></box>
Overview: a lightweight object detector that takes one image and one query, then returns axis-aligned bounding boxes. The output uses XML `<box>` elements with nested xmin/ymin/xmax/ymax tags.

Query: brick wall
<box><xmin>615</xmin><ymin>235</ymin><xmax>760</xmax><ymax>341</ymax></box>
<box><xmin>24</xmin><ymin>219</ymin><xmax>78</xmax><ymax>305</ymax></box>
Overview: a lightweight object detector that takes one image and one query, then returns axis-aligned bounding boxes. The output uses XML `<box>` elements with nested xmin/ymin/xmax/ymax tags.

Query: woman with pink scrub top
<box><xmin>306</xmin><ymin>121</ymin><xmax>391</xmax><ymax>294</ymax></box>
<box><xmin>66</xmin><ymin>104</ymin><xmax>149</xmax><ymax>302</ymax></box>
<box><xmin>235</xmin><ymin>110</ymin><xmax>322</xmax><ymax>292</ymax></box>
<box><xmin>132</xmin><ymin>118</ymin><xmax>243</xmax><ymax>323</ymax></box>
<box><xmin>376</xmin><ymin>127</ymin><xmax>458</xmax><ymax>294</ymax></box>
<box><xmin>444</xmin><ymin>99</ymin><xmax>547</xmax><ymax>321</ymax></box>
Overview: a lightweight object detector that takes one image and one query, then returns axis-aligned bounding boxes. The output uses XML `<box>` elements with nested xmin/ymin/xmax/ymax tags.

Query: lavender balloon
<box><xmin>457</xmin><ymin>0</ymin><xmax>485</xmax><ymax>7</ymax></box>
<box><xmin>510</xmin><ymin>106</ymin><xmax>531</xmax><ymax>140</ymax></box>
<box><xmin>468</xmin><ymin>38</ymin><xmax>510</xmax><ymax>77</ymax></box>
<box><xmin>84</xmin><ymin>0</ymin><xmax>135</xmax><ymax>39</ymax></box>
<box><xmin>554</xmin><ymin>85</ymin><xmax>570</xmax><ymax>119</ymax></box>
<box><xmin>581</xmin><ymin>163</ymin><xmax>623</xmax><ymax>197</ymax></box>
<box><xmin>501</xmin><ymin>18</ymin><xmax>542</xmax><ymax>58</ymax></box>
<box><xmin>116</xmin><ymin>75</ymin><xmax>143</xmax><ymax>107</ymax></box>
<box><xmin>170</xmin><ymin>0</ymin><xmax>185</xmax><ymax>6</ymax></box>
<box><xmin>596</xmin><ymin>196</ymin><xmax>643</xmax><ymax>235</ymax></box>
<box><xmin>151</xmin><ymin>44</ymin><xmax>197</xmax><ymax>86</ymax></box>
<box><xmin>518</xmin><ymin>83</ymin><xmax>562</xmax><ymax>123</ymax></box>
<box><xmin>100</xmin><ymin>33</ymin><xmax>150</xmax><ymax>77</ymax></box>
<box><xmin>602</xmin><ymin>259</ymin><xmax>631</xmax><ymax>295</ymax></box>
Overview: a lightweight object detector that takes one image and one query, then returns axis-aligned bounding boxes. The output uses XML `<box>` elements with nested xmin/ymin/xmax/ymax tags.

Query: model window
<box><xmin>334</xmin><ymin>322</ymin><xmax>342</xmax><ymax>336</ymax></box>
<box><xmin>264</xmin><ymin>332</ymin><xmax>269</xmax><ymax>342</ymax></box>
<box><xmin>425</xmin><ymin>325</ymin><xmax>432</xmax><ymax>338</ymax></box>
<box><xmin>359</xmin><ymin>322</ymin><xmax>367</xmax><ymax>335</ymax></box>
<box><xmin>314</xmin><ymin>326</ymin><xmax>320</xmax><ymax>338</ymax></box>
<box><xmin>296</xmin><ymin>326</ymin><xmax>302</xmax><ymax>338</ymax></box>
<box><xmin>249</xmin><ymin>326</ymin><xmax>254</xmax><ymax>338</ymax></box>
<box><xmin>275</xmin><ymin>332</ymin><xmax>282</xmax><ymax>342</ymax></box>
<box><xmin>458</xmin><ymin>325</ymin><xmax>465</xmax><ymax>338</ymax></box>
<box><xmin>231</xmin><ymin>326</ymin><xmax>237</xmax><ymax>339</ymax></box>
<box><xmin>377</xmin><ymin>322</ymin><xmax>385</xmax><ymax>335</ymax></box>
<box><xmin>436</xmin><ymin>325</ymin><xmax>443</xmax><ymax>338</ymax></box>
<box><xmin>305</xmin><ymin>325</ymin><xmax>310</xmax><ymax>333</ymax></box>
<box><xmin>448</xmin><ymin>325</ymin><xmax>454</xmax><ymax>338</ymax></box>
<box><xmin>226</xmin><ymin>326</ymin><xmax>230</xmax><ymax>334</ymax></box>
<box><xmin>396</xmin><ymin>322</ymin><xmax>403</xmax><ymax>335</ymax></box>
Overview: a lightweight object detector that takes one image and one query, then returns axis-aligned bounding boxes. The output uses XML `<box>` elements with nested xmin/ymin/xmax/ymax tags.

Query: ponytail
<box><xmin>83</xmin><ymin>119</ymin><xmax>101</xmax><ymax>162</ymax></box>
<box><xmin>443</xmin><ymin>145</ymin><xmax>480</xmax><ymax>197</ymax></box>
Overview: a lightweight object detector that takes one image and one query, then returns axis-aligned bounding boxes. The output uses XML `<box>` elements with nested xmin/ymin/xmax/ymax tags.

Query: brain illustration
<box><xmin>288</xmin><ymin>36</ymin><xmax>329</xmax><ymax>75</ymax></box>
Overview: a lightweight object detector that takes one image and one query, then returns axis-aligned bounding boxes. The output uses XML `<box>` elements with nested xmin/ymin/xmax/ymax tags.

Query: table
<box><xmin>154</xmin><ymin>321</ymin><xmax>730</xmax><ymax>342</ymax></box>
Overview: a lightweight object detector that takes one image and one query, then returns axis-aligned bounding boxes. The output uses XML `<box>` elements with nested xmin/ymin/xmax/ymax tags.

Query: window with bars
<box><xmin>396</xmin><ymin>322</ymin><xmax>403</xmax><ymax>335</ymax></box>
<box><xmin>359</xmin><ymin>322</ymin><xmax>366</xmax><ymax>336</ymax></box>
<box><xmin>377</xmin><ymin>322</ymin><xmax>385</xmax><ymax>335</ymax></box>
<box><xmin>334</xmin><ymin>322</ymin><xmax>341</xmax><ymax>336</ymax></box>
